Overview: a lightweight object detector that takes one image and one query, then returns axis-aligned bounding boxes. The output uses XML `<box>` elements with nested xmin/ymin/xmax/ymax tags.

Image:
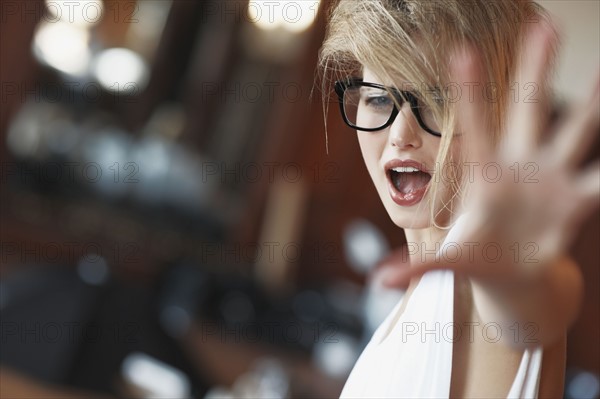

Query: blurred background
<box><xmin>0</xmin><ymin>0</ymin><xmax>598</xmax><ymax>398</ymax></box>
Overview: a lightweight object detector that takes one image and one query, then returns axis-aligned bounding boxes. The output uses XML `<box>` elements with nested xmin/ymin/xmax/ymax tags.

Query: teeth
<box><xmin>391</xmin><ymin>166</ymin><xmax>420</xmax><ymax>173</ymax></box>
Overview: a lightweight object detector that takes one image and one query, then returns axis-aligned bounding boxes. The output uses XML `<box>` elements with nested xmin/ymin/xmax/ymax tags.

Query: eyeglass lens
<box><xmin>342</xmin><ymin>85</ymin><xmax>440</xmax><ymax>133</ymax></box>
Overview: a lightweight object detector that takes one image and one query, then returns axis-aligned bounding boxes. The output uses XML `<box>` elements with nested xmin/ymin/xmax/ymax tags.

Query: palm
<box><xmin>383</xmin><ymin>21</ymin><xmax>599</xmax><ymax>286</ymax></box>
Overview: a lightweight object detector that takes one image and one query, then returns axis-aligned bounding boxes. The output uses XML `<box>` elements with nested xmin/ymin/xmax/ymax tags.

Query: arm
<box><xmin>469</xmin><ymin>254</ymin><xmax>584</xmax><ymax>348</ymax></box>
<box><xmin>382</xmin><ymin>19</ymin><xmax>598</xmax><ymax>349</ymax></box>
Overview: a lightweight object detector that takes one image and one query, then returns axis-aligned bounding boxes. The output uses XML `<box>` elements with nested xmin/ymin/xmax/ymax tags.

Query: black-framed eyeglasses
<box><xmin>334</xmin><ymin>77</ymin><xmax>442</xmax><ymax>137</ymax></box>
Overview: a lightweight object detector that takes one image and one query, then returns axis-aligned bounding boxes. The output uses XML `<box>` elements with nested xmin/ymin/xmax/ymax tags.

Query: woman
<box><xmin>318</xmin><ymin>1</ymin><xmax>599</xmax><ymax>397</ymax></box>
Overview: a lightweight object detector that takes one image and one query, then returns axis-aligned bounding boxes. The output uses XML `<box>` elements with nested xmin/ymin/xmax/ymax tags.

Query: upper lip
<box><xmin>383</xmin><ymin>159</ymin><xmax>431</xmax><ymax>174</ymax></box>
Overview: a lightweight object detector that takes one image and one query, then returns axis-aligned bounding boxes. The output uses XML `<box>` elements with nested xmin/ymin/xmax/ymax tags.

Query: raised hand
<box><xmin>381</xmin><ymin>19</ymin><xmax>599</xmax><ymax>289</ymax></box>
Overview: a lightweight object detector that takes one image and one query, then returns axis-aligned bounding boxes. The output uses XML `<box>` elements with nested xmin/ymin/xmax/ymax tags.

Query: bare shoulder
<box><xmin>450</xmin><ymin>275</ymin><xmax>567</xmax><ymax>398</ymax></box>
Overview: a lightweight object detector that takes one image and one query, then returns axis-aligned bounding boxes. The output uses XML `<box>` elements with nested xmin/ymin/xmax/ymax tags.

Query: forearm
<box><xmin>469</xmin><ymin>255</ymin><xmax>584</xmax><ymax>348</ymax></box>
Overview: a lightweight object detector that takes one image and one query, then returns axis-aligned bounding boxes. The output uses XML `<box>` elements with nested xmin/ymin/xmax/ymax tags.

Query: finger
<box><xmin>375</xmin><ymin>247</ymin><xmax>411</xmax><ymax>287</ymax></box>
<box><xmin>382</xmin><ymin>268</ymin><xmax>413</xmax><ymax>288</ymax></box>
<box><xmin>382</xmin><ymin>261</ymin><xmax>443</xmax><ymax>288</ymax></box>
<box><xmin>505</xmin><ymin>19</ymin><xmax>558</xmax><ymax>158</ymax></box>
<box><xmin>574</xmin><ymin>160</ymin><xmax>600</xmax><ymax>209</ymax></box>
<box><xmin>376</xmin><ymin>247</ymin><xmax>410</xmax><ymax>269</ymax></box>
<box><xmin>377</xmin><ymin>266</ymin><xmax>410</xmax><ymax>289</ymax></box>
<box><xmin>450</xmin><ymin>44</ymin><xmax>497</xmax><ymax>212</ymax></box>
<box><xmin>549</xmin><ymin>75</ymin><xmax>600</xmax><ymax>168</ymax></box>
<box><xmin>556</xmin><ymin>162</ymin><xmax>600</xmax><ymax>253</ymax></box>
<box><xmin>450</xmin><ymin>43</ymin><xmax>493</xmax><ymax>167</ymax></box>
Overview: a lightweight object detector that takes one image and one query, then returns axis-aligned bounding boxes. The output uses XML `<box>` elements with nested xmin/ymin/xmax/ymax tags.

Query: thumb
<box><xmin>376</xmin><ymin>247</ymin><xmax>443</xmax><ymax>288</ymax></box>
<box><xmin>381</xmin><ymin>261</ymin><xmax>441</xmax><ymax>288</ymax></box>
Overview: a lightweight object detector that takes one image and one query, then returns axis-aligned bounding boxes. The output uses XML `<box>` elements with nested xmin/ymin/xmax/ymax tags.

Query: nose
<box><xmin>388</xmin><ymin>104</ymin><xmax>423</xmax><ymax>149</ymax></box>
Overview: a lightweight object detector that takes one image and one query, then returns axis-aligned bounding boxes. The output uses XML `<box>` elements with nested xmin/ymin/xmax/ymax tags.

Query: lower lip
<box><xmin>386</xmin><ymin>174</ymin><xmax>429</xmax><ymax>206</ymax></box>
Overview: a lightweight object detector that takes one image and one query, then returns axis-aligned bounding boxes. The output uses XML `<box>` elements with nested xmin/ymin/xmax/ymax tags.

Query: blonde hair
<box><xmin>318</xmin><ymin>0</ymin><xmax>556</xmax><ymax>229</ymax></box>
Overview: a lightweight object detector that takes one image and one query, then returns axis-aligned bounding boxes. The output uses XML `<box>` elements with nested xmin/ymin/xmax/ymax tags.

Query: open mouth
<box><xmin>388</xmin><ymin>166</ymin><xmax>432</xmax><ymax>194</ymax></box>
<box><xmin>385</xmin><ymin>162</ymin><xmax>432</xmax><ymax>206</ymax></box>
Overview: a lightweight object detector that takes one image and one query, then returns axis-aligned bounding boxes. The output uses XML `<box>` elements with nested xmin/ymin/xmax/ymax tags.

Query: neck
<box><xmin>403</xmin><ymin>226</ymin><xmax>448</xmax><ymax>266</ymax></box>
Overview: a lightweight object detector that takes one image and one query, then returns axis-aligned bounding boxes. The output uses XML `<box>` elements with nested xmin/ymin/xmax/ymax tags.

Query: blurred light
<box><xmin>159</xmin><ymin>305</ymin><xmax>191</xmax><ymax>339</ymax></box>
<box><xmin>362</xmin><ymin>270</ymin><xmax>405</xmax><ymax>335</ymax></box>
<box><xmin>248</xmin><ymin>0</ymin><xmax>320</xmax><ymax>33</ymax></box>
<box><xmin>343</xmin><ymin>219</ymin><xmax>390</xmax><ymax>274</ymax></box>
<box><xmin>313</xmin><ymin>333</ymin><xmax>359</xmax><ymax>378</ymax></box>
<box><xmin>33</xmin><ymin>20</ymin><xmax>91</xmax><ymax>76</ymax></box>
<box><xmin>44</xmin><ymin>0</ymin><xmax>105</xmax><ymax>27</ymax></box>
<box><xmin>92</xmin><ymin>48</ymin><xmax>150</xmax><ymax>93</ymax></box>
<box><xmin>77</xmin><ymin>255</ymin><xmax>109</xmax><ymax>286</ymax></box>
<box><xmin>164</xmin><ymin>146</ymin><xmax>212</xmax><ymax>210</ymax></box>
<box><xmin>232</xmin><ymin>358</ymin><xmax>289</xmax><ymax>399</ymax></box>
<box><xmin>567</xmin><ymin>370</ymin><xmax>600</xmax><ymax>399</ymax></box>
<box><xmin>131</xmin><ymin>136</ymin><xmax>171</xmax><ymax>204</ymax></box>
<box><xmin>80</xmin><ymin>128</ymin><xmax>133</xmax><ymax>198</ymax></box>
<box><xmin>122</xmin><ymin>352</ymin><xmax>191</xmax><ymax>398</ymax></box>
<box><xmin>203</xmin><ymin>386</ymin><xmax>234</xmax><ymax>399</ymax></box>
<box><xmin>45</xmin><ymin>118</ymin><xmax>79</xmax><ymax>156</ymax></box>
<box><xmin>7</xmin><ymin>102</ymin><xmax>72</xmax><ymax>159</ymax></box>
<box><xmin>7</xmin><ymin>112</ymin><xmax>42</xmax><ymax>158</ymax></box>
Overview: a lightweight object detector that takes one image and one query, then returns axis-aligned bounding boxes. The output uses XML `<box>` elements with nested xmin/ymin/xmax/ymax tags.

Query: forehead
<box><xmin>362</xmin><ymin>66</ymin><xmax>422</xmax><ymax>91</ymax></box>
<box><xmin>360</xmin><ymin>34</ymin><xmax>443</xmax><ymax>88</ymax></box>
<box><xmin>362</xmin><ymin>67</ymin><xmax>383</xmax><ymax>84</ymax></box>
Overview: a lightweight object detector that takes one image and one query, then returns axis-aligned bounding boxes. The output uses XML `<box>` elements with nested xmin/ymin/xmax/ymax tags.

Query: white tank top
<box><xmin>340</xmin><ymin>214</ymin><xmax>543</xmax><ymax>398</ymax></box>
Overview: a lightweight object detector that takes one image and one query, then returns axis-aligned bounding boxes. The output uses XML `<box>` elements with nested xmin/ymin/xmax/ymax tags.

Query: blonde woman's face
<box><xmin>357</xmin><ymin>67</ymin><xmax>457</xmax><ymax>229</ymax></box>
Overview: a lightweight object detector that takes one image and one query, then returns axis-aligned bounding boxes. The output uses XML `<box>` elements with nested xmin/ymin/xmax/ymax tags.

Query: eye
<box><xmin>361</xmin><ymin>90</ymin><xmax>394</xmax><ymax>109</ymax></box>
<box><xmin>366</xmin><ymin>95</ymin><xmax>392</xmax><ymax>107</ymax></box>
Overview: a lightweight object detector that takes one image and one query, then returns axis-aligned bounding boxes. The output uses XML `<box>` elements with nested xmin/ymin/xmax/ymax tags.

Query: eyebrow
<box><xmin>360</xmin><ymin>86</ymin><xmax>388</xmax><ymax>93</ymax></box>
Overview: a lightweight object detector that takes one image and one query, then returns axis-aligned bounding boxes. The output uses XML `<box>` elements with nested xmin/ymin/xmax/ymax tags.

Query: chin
<box><xmin>382</xmin><ymin>197</ymin><xmax>433</xmax><ymax>230</ymax></box>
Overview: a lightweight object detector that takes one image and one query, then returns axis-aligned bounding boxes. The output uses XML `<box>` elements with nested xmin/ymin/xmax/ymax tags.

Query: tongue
<box><xmin>392</xmin><ymin>171</ymin><xmax>431</xmax><ymax>194</ymax></box>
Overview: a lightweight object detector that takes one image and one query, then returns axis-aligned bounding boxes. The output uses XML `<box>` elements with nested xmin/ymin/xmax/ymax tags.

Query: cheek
<box><xmin>356</xmin><ymin>133</ymin><xmax>385</xmax><ymax>179</ymax></box>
